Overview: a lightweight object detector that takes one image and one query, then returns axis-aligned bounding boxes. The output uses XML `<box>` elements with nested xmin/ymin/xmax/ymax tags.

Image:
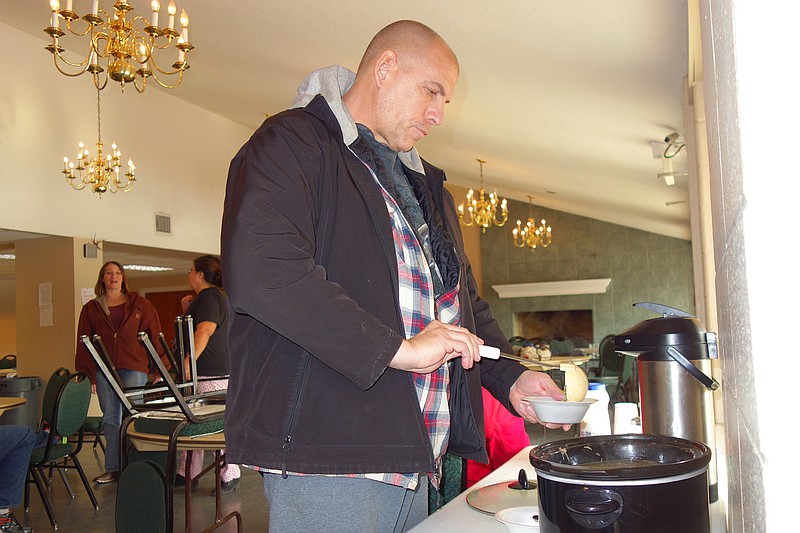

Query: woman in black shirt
<box><xmin>176</xmin><ymin>255</ymin><xmax>241</xmax><ymax>494</ymax></box>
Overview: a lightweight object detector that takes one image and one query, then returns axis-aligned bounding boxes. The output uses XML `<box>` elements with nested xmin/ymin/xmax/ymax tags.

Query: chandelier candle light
<box><xmin>62</xmin><ymin>87</ymin><xmax>136</xmax><ymax>196</ymax></box>
<box><xmin>512</xmin><ymin>195</ymin><xmax>552</xmax><ymax>251</ymax></box>
<box><xmin>44</xmin><ymin>0</ymin><xmax>194</xmax><ymax>92</ymax></box>
<box><xmin>457</xmin><ymin>159</ymin><xmax>508</xmax><ymax>232</ymax></box>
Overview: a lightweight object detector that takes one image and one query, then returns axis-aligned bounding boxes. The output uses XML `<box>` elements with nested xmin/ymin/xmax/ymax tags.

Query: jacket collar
<box><xmin>93</xmin><ymin>292</ymin><xmax>135</xmax><ymax>316</ymax></box>
<box><xmin>290</xmin><ymin>65</ymin><xmax>426</xmax><ymax>175</ymax></box>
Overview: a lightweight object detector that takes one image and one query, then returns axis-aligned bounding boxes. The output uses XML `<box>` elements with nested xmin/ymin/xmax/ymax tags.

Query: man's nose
<box><xmin>425</xmin><ymin>102</ymin><xmax>445</xmax><ymax>126</ymax></box>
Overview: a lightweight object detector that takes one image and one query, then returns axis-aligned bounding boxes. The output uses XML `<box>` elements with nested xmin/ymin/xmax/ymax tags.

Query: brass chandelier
<box><xmin>512</xmin><ymin>196</ymin><xmax>552</xmax><ymax>251</ymax></box>
<box><xmin>44</xmin><ymin>0</ymin><xmax>194</xmax><ymax>92</ymax></box>
<box><xmin>457</xmin><ymin>159</ymin><xmax>508</xmax><ymax>233</ymax></box>
<box><xmin>62</xmin><ymin>86</ymin><xmax>136</xmax><ymax>196</ymax></box>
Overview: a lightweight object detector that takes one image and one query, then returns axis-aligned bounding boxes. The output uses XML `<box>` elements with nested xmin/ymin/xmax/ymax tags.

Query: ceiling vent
<box><xmin>154</xmin><ymin>213</ymin><xmax>172</xmax><ymax>235</ymax></box>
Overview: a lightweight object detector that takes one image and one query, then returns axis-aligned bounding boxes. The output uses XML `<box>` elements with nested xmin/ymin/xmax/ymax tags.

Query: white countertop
<box><xmin>410</xmin><ymin>442</ymin><xmax>728</xmax><ymax>532</ymax></box>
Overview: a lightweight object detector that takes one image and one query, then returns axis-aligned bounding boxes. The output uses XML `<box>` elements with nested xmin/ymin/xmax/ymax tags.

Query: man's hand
<box><xmin>510</xmin><ymin>370</ymin><xmax>572</xmax><ymax>431</ymax></box>
<box><xmin>390</xmin><ymin>320</ymin><xmax>483</xmax><ymax>373</ymax></box>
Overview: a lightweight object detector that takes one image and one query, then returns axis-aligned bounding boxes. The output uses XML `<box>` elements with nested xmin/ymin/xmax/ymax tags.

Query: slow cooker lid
<box><xmin>529</xmin><ymin>434</ymin><xmax>711</xmax><ymax>481</ymax></box>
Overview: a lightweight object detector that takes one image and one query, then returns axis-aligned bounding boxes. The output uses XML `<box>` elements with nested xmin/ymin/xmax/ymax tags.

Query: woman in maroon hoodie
<box><xmin>74</xmin><ymin>261</ymin><xmax>169</xmax><ymax>483</ymax></box>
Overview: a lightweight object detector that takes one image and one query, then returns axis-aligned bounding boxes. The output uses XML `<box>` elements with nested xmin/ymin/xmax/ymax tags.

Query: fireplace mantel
<box><xmin>492</xmin><ymin>278</ymin><xmax>612</xmax><ymax>298</ymax></box>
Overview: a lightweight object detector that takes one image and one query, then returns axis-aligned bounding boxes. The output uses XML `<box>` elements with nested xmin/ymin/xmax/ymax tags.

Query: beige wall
<box><xmin>72</xmin><ymin>239</ymin><xmax>105</xmax><ymax>336</ymax></box>
<box><xmin>0</xmin><ymin>256</ymin><xmax>15</xmax><ymax>356</ymax></box>
<box><xmin>0</xmin><ymin>315</ymin><xmax>15</xmax><ymax>356</ymax></box>
<box><xmin>15</xmin><ymin>236</ymin><xmax>102</xmax><ymax>381</ymax></box>
<box><xmin>132</xmin><ymin>273</ymin><xmax>190</xmax><ymax>294</ymax></box>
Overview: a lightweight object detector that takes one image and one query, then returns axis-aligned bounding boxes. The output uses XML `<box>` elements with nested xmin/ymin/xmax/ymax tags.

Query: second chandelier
<box><xmin>457</xmin><ymin>159</ymin><xmax>508</xmax><ymax>233</ymax></box>
<box><xmin>512</xmin><ymin>195</ymin><xmax>552</xmax><ymax>251</ymax></box>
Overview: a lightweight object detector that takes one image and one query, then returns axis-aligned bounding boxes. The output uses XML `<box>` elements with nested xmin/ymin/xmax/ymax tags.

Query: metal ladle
<box><xmin>479</xmin><ymin>346</ymin><xmax>590</xmax><ymax>401</ymax></box>
<box><xmin>488</xmin><ymin>349</ymin><xmax>589</xmax><ymax>401</ymax></box>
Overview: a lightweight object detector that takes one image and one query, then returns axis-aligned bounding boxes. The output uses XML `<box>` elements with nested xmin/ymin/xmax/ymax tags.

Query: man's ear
<box><xmin>374</xmin><ymin>50</ymin><xmax>398</xmax><ymax>85</ymax></box>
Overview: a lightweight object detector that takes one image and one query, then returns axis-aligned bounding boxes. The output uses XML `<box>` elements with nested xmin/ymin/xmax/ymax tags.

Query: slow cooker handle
<box><xmin>566</xmin><ymin>498</ymin><xmax>620</xmax><ymax>515</ymax></box>
<box><xmin>666</xmin><ymin>346</ymin><xmax>720</xmax><ymax>390</ymax></box>
<box><xmin>565</xmin><ymin>489</ymin><xmax>623</xmax><ymax>529</ymax></box>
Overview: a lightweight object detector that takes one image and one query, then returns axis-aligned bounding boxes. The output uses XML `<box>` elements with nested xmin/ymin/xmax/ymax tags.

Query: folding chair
<box><xmin>612</xmin><ymin>354</ymin><xmax>639</xmax><ymax>404</ymax></box>
<box><xmin>24</xmin><ymin>370</ymin><xmax>99</xmax><ymax>529</ymax></box>
<box><xmin>171</xmin><ymin>315</ymin><xmax>194</xmax><ymax>388</ymax></box>
<box><xmin>83</xmin><ymin>418</ymin><xmax>105</xmax><ymax>453</ymax></box>
<box><xmin>0</xmin><ymin>354</ymin><xmax>16</xmax><ymax>369</ymax></box>
<box><xmin>79</xmin><ymin>334</ymin><xmax>239</xmax><ymax>533</ymax></box>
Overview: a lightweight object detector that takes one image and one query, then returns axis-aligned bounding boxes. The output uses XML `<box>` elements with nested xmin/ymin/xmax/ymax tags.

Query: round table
<box><xmin>0</xmin><ymin>396</ymin><xmax>27</xmax><ymax>417</ymax></box>
<box><xmin>126</xmin><ymin>426</ymin><xmax>225</xmax><ymax>452</ymax></box>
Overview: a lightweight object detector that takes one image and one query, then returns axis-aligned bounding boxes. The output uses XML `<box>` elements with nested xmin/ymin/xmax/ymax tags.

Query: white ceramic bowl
<box><xmin>495</xmin><ymin>505</ymin><xmax>540</xmax><ymax>532</ymax></box>
<box><xmin>523</xmin><ymin>396</ymin><xmax>597</xmax><ymax>424</ymax></box>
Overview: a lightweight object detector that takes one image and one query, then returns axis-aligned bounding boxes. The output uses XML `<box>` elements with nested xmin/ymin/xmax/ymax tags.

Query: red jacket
<box><xmin>74</xmin><ymin>292</ymin><xmax>169</xmax><ymax>383</ymax></box>
<box><xmin>466</xmin><ymin>388</ymin><xmax>531</xmax><ymax>488</ymax></box>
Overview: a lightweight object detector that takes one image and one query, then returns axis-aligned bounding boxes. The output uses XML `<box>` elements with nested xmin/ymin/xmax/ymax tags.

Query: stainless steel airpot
<box><xmin>614</xmin><ymin>302</ymin><xmax>720</xmax><ymax>503</ymax></box>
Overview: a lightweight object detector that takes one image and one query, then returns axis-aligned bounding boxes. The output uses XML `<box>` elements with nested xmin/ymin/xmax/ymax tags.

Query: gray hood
<box><xmin>93</xmin><ymin>294</ymin><xmax>111</xmax><ymax>316</ymax></box>
<box><xmin>290</xmin><ymin>65</ymin><xmax>425</xmax><ymax>174</ymax></box>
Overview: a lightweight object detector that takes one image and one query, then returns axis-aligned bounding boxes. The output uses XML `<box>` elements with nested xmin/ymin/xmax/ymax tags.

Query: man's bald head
<box><xmin>355</xmin><ymin>20</ymin><xmax>459</xmax><ymax>79</ymax></box>
<box><xmin>344</xmin><ymin>20</ymin><xmax>459</xmax><ymax>152</ymax></box>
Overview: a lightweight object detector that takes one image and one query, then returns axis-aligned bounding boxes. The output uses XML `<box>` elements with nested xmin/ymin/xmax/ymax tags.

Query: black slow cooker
<box><xmin>530</xmin><ymin>434</ymin><xmax>711</xmax><ymax>532</ymax></box>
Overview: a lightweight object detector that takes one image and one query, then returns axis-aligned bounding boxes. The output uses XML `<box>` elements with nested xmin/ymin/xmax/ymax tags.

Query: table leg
<box><xmin>185</xmin><ymin>450</ymin><xmax>194</xmax><ymax>533</ymax></box>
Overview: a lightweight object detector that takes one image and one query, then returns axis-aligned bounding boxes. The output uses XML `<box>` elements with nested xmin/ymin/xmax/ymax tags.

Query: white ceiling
<box><xmin>1</xmin><ymin>0</ymin><xmax>692</xmax><ymax>247</ymax></box>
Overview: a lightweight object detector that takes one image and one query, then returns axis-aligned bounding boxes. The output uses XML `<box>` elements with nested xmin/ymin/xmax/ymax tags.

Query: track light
<box><xmin>663</xmin><ymin>132</ymin><xmax>686</xmax><ymax>158</ymax></box>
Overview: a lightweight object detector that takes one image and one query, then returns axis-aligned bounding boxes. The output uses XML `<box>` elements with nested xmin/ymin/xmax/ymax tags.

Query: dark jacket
<box><xmin>221</xmin><ymin>93</ymin><xmax>524</xmax><ymax>476</ymax></box>
<box><xmin>75</xmin><ymin>292</ymin><xmax>169</xmax><ymax>383</ymax></box>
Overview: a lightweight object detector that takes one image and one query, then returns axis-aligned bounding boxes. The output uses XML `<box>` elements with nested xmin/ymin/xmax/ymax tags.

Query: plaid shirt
<box><xmin>253</xmin><ymin>154</ymin><xmax>461</xmax><ymax>491</ymax></box>
<box><xmin>381</xmin><ymin>174</ymin><xmax>462</xmax><ymax>489</ymax></box>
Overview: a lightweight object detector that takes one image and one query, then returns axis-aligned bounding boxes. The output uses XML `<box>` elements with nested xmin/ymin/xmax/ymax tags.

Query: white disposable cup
<box><xmin>613</xmin><ymin>402</ymin><xmax>642</xmax><ymax>434</ymax></box>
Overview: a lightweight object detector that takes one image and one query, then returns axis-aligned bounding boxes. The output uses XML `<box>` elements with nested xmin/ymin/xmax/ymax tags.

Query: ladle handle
<box><xmin>496</xmin><ymin>352</ymin><xmax>576</xmax><ymax>369</ymax></box>
<box><xmin>666</xmin><ymin>346</ymin><xmax>720</xmax><ymax>390</ymax></box>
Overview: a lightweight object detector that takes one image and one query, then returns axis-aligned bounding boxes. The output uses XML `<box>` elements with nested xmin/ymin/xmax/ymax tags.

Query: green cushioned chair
<box><xmin>24</xmin><ymin>369</ymin><xmax>98</xmax><ymax>529</ymax></box>
<box><xmin>83</xmin><ymin>416</ymin><xmax>105</xmax><ymax>452</ymax></box>
<box><xmin>133</xmin><ymin>416</ymin><xmax>225</xmax><ymax>438</ymax></box>
<box><xmin>428</xmin><ymin>453</ymin><xmax>465</xmax><ymax>514</ymax></box>
<box><xmin>116</xmin><ymin>460</ymin><xmax>168</xmax><ymax>533</ymax></box>
<box><xmin>590</xmin><ymin>335</ymin><xmax>624</xmax><ymax>388</ymax></box>
<box><xmin>611</xmin><ymin>354</ymin><xmax>639</xmax><ymax>404</ymax></box>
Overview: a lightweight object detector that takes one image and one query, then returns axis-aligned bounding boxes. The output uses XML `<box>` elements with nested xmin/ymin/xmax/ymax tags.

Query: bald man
<box><xmin>222</xmin><ymin>20</ymin><xmax>566</xmax><ymax>532</ymax></box>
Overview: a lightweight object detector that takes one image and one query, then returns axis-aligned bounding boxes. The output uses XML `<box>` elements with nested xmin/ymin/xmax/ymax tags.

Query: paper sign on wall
<box><xmin>39</xmin><ymin>282</ymin><xmax>53</xmax><ymax>327</ymax></box>
<box><xmin>81</xmin><ymin>288</ymin><xmax>95</xmax><ymax>305</ymax></box>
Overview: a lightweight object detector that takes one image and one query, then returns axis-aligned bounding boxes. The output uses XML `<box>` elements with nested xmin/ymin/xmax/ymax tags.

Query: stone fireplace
<box><xmin>514</xmin><ymin>309</ymin><xmax>593</xmax><ymax>345</ymax></box>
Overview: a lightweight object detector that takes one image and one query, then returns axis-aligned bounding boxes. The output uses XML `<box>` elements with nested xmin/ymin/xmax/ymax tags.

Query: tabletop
<box><xmin>127</xmin><ymin>426</ymin><xmax>226</xmax><ymax>452</ymax></box>
<box><xmin>409</xmin><ymin>445</ymin><xmax>727</xmax><ymax>532</ymax></box>
<box><xmin>409</xmin><ymin>447</ymin><xmax>536</xmax><ymax>533</ymax></box>
<box><xmin>0</xmin><ymin>396</ymin><xmax>27</xmax><ymax>416</ymax></box>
